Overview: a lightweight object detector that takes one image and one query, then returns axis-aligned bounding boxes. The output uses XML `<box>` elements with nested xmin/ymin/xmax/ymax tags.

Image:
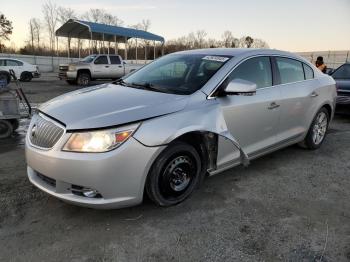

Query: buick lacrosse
<box><xmin>25</xmin><ymin>48</ymin><xmax>336</xmax><ymax>209</ymax></box>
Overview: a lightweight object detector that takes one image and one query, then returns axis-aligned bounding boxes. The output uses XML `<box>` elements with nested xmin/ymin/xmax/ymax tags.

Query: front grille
<box><xmin>29</xmin><ymin>114</ymin><xmax>64</xmax><ymax>149</ymax></box>
<box><xmin>36</xmin><ymin>173</ymin><xmax>56</xmax><ymax>187</ymax></box>
<box><xmin>59</xmin><ymin>65</ymin><xmax>68</xmax><ymax>71</ymax></box>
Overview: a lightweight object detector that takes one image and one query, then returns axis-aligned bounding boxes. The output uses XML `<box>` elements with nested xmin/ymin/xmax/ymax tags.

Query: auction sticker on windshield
<box><xmin>202</xmin><ymin>56</ymin><xmax>230</xmax><ymax>62</ymax></box>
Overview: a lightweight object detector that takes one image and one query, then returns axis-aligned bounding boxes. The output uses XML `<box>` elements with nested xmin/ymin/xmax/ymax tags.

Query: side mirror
<box><xmin>224</xmin><ymin>79</ymin><xmax>257</xmax><ymax>95</ymax></box>
<box><xmin>123</xmin><ymin>61</ymin><xmax>127</xmax><ymax>65</ymax></box>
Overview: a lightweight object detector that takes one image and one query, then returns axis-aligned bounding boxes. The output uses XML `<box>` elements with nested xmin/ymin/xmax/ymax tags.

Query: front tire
<box><xmin>77</xmin><ymin>72</ymin><xmax>90</xmax><ymax>86</ymax></box>
<box><xmin>0</xmin><ymin>120</ymin><xmax>14</xmax><ymax>139</ymax></box>
<box><xmin>300</xmin><ymin>107</ymin><xmax>329</xmax><ymax>149</ymax></box>
<box><xmin>146</xmin><ymin>141</ymin><xmax>203</xmax><ymax>206</ymax></box>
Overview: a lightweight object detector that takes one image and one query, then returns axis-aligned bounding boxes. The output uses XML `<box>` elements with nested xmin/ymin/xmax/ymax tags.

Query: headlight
<box><xmin>62</xmin><ymin>123</ymin><xmax>139</xmax><ymax>152</ymax></box>
<box><xmin>68</xmin><ymin>65</ymin><xmax>76</xmax><ymax>71</ymax></box>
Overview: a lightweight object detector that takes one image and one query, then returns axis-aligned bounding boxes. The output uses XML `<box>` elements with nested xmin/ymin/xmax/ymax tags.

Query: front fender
<box><xmin>133</xmin><ymin>102</ymin><xmax>249</xmax><ymax>166</ymax></box>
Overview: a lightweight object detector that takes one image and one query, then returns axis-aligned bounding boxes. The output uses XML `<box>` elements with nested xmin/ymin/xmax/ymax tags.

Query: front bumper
<box><xmin>58</xmin><ymin>71</ymin><xmax>77</xmax><ymax>80</ymax></box>
<box><xmin>26</xmin><ymin>131</ymin><xmax>164</xmax><ymax>209</ymax></box>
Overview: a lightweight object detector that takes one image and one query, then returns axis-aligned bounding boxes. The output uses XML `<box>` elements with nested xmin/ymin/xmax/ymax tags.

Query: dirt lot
<box><xmin>0</xmin><ymin>74</ymin><xmax>350</xmax><ymax>262</ymax></box>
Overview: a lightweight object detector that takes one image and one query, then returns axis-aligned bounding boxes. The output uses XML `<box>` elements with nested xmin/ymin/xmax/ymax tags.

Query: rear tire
<box><xmin>20</xmin><ymin>71</ymin><xmax>33</xmax><ymax>82</ymax></box>
<box><xmin>146</xmin><ymin>141</ymin><xmax>204</xmax><ymax>207</ymax></box>
<box><xmin>0</xmin><ymin>120</ymin><xmax>13</xmax><ymax>139</ymax></box>
<box><xmin>77</xmin><ymin>72</ymin><xmax>90</xmax><ymax>86</ymax></box>
<box><xmin>300</xmin><ymin>107</ymin><xmax>329</xmax><ymax>150</ymax></box>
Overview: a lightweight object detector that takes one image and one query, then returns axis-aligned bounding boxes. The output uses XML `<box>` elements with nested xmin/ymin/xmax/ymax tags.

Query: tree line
<box><xmin>0</xmin><ymin>1</ymin><xmax>269</xmax><ymax>59</ymax></box>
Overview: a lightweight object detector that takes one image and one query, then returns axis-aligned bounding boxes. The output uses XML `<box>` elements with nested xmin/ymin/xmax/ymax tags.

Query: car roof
<box><xmin>173</xmin><ymin>48</ymin><xmax>305</xmax><ymax>60</ymax></box>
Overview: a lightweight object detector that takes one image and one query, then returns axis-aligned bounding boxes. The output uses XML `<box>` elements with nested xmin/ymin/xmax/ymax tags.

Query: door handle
<box><xmin>310</xmin><ymin>91</ymin><xmax>319</xmax><ymax>97</ymax></box>
<box><xmin>268</xmin><ymin>102</ymin><xmax>280</xmax><ymax>110</ymax></box>
<box><xmin>118</xmin><ymin>65</ymin><xmax>123</xmax><ymax>68</ymax></box>
<box><xmin>105</xmin><ymin>66</ymin><xmax>109</xmax><ymax>68</ymax></box>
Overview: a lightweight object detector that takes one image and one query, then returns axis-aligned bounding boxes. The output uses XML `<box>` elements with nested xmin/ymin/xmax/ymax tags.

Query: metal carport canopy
<box><xmin>55</xmin><ymin>19</ymin><xmax>165</xmax><ymax>42</ymax></box>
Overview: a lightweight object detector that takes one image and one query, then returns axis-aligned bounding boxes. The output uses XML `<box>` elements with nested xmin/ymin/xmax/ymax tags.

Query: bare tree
<box><xmin>57</xmin><ymin>7</ymin><xmax>77</xmax><ymax>56</ymax></box>
<box><xmin>195</xmin><ymin>30</ymin><xmax>207</xmax><ymax>48</ymax></box>
<box><xmin>42</xmin><ymin>1</ymin><xmax>59</xmax><ymax>52</ymax></box>
<box><xmin>28</xmin><ymin>19</ymin><xmax>35</xmax><ymax>53</ymax></box>
<box><xmin>32</xmin><ymin>18</ymin><xmax>41</xmax><ymax>49</ymax></box>
<box><xmin>0</xmin><ymin>13</ymin><xmax>13</xmax><ymax>52</ymax></box>
<box><xmin>221</xmin><ymin>31</ymin><xmax>238</xmax><ymax>48</ymax></box>
<box><xmin>251</xmin><ymin>38</ymin><xmax>269</xmax><ymax>48</ymax></box>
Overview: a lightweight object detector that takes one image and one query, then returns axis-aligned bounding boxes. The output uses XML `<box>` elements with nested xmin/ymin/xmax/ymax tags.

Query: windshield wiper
<box><xmin>113</xmin><ymin>79</ymin><xmax>128</xmax><ymax>86</ymax></box>
<box><xmin>130</xmin><ymin>82</ymin><xmax>164</xmax><ymax>93</ymax></box>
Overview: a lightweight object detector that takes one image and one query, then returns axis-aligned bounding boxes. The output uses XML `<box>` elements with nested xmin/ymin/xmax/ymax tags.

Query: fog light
<box><xmin>82</xmin><ymin>188</ymin><xmax>99</xmax><ymax>198</ymax></box>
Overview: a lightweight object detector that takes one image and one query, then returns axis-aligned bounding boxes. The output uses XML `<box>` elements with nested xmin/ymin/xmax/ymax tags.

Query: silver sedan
<box><xmin>25</xmin><ymin>48</ymin><xmax>336</xmax><ymax>209</ymax></box>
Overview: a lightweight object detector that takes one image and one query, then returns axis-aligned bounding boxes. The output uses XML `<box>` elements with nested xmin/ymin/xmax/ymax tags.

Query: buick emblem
<box><xmin>31</xmin><ymin>124</ymin><xmax>37</xmax><ymax>138</ymax></box>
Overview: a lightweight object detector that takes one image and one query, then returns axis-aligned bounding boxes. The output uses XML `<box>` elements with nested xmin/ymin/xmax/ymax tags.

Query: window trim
<box><xmin>208</xmin><ymin>54</ymin><xmax>316</xmax><ymax>99</ymax></box>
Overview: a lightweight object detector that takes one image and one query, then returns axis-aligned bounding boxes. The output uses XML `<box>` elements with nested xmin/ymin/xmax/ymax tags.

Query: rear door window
<box><xmin>303</xmin><ymin>63</ymin><xmax>314</xmax><ymax>80</ymax></box>
<box><xmin>110</xmin><ymin>56</ymin><xmax>121</xmax><ymax>65</ymax></box>
<box><xmin>6</xmin><ymin>60</ymin><xmax>23</xmax><ymax>66</ymax></box>
<box><xmin>276</xmin><ymin>57</ymin><xmax>304</xmax><ymax>84</ymax></box>
<box><xmin>94</xmin><ymin>56</ymin><xmax>109</xmax><ymax>65</ymax></box>
<box><xmin>0</xmin><ymin>60</ymin><xmax>5</xmax><ymax>66</ymax></box>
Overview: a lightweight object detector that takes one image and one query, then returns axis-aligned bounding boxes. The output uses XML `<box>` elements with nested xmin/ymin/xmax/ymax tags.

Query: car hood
<box><xmin>39</xmin><ymin>83</ymin><xmax>189</xmax><ymax>130</ymax></box>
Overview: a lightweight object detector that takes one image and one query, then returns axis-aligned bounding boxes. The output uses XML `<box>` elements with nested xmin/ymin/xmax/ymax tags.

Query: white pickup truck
<box><xmin>58</xmin><ymin>54</ymin><xmax>141</xmax><ymax>86</ymax></box>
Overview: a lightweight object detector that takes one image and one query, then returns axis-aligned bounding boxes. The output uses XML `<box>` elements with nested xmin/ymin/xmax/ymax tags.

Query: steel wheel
<box><xmin>159</xmin><ymin>154</ymin><xmax>197</xmax><ymax>199</ymax></box>
<box><xmin>312</xmin><ymin>111</ymin><xmax>328</xmax><ymax>145</ymax></box>
<box><xmin>146</xmin><ymin>141</ymin><xmax>203</xmax><ymax>206</ymax></box>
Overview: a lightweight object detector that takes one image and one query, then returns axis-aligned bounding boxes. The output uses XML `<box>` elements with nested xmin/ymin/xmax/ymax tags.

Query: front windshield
<box><xmin>80</xmin><ymin>55</ymin><xmax>96</xmax><ymax>63</ymax></box>
<box><xmin>122</xmin><ymin>54</ymin><xmax>232</xmax><ymax>95</ymax></box>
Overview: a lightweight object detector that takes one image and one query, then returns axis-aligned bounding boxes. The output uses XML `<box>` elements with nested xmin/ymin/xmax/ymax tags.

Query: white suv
<box><xmin>0</xmin><ymin>58</ymin><xmax>40</xmax><ymax>82</ymax></box>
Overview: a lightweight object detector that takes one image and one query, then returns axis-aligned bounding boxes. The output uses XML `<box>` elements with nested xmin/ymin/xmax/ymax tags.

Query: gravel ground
<box><xmin>0</xmin><ymin>74</ymin><xmax>349</xmax><ymax>262</ymax></box>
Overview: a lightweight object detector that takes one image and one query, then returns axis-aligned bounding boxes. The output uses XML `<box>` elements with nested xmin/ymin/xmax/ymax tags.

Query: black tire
<box><xmin>20</xmin><ymin>71</ymin><xmax>33</xmax><ymax>82</ymax></box>
<box><xmin>0</xmin><ymin>120</ymin><xmax>14</xmax><ymax>139</ymax></box>
<box><xmin>77</xmin><ymin>72</ymin><xmax>90</xmax><ymax>86</ymax></box>
<box><xmin>300</xmin><ymin>107</ymin><xmax>329</xmax><ymax>150</ymax></box>
<box><xmin>10</xmin><ymin>119</ymin><xmax>19</xmax><ymax>131</ymax></box>
<box><xmin>66</xmin><ymin>80</ymin><xmax>77</xmax><ymax>85</ymax></box>
<box><xmin>146</xmin><ymin>141</ymin><xmax>204</xmax><ymax>207</ymax></box>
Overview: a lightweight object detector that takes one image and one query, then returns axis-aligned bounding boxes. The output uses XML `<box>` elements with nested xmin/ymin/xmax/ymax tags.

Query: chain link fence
<box><xmin>296</xmin><ymin>50</ymin><xmax>349</xmax><ymax>69</ymax></box>
<box><xmin>1</xmin><ymin>50</ymin><xmax>349</xmax><ymax>72</ymax></box>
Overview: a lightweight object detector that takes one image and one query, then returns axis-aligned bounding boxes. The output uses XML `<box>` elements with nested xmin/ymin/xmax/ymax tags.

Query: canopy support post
<box><xmin>153</xmin><ymin>40</ymin><xmax>156</xmax><ymax>60</ymax></box>
<box><xmin>136</xmin><ymin>38</ymin><xmax>138</xmax><ymax>64</ymax></box>
<box><xmin>102</xmin><ymin>33</ymin><xmax>105</xmax><ymax>54</ymax></box>
<box><xmin>161</xmin><ymin>41</ymin><xmax>164</xmax><ymax>56</ymax></box>
<box><xmin>114</xmin><ymin>35</ymin><xmax>117</xmax><ymax>55</ymax></box>
<box><xmin>90</xmin><ymin>31</ymin><xmax>93</xmax><ymax>55</ymax></box>
<box><xmin>56</xmin><ymin>36</ymin><xmax>59</xmax><ymax>57</ymax></box>
<box><xmin>124</xmin><ymin>37</ymin><xmax>128</xmax><ymax>60</ymax></box>
<box><xmin>78</xmin><ymin>39</ymin><xmax>81</xmax><ymax>59</ymax></box>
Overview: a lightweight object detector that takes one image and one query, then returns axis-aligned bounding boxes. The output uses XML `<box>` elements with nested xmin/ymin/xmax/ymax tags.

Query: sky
<box><xmin>1</xmin><ymin>0</ymin><xmax>350</xmax><ymax>52</ymax></box>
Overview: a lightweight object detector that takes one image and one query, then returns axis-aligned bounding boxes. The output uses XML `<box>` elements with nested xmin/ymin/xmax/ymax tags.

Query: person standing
<box><xmin>315</xmin><ymin>56</ymin><xmax>327</xmax><ymax>73</ymax></box>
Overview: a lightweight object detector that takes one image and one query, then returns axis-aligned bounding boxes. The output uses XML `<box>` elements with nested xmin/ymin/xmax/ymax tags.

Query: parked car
<box><xmin>58</xmin><ymin>54</ymin><xmax>141</xmax><ymax>86</ymax></box>
<box><xmin>0</xmin><ymin>58</ymin><xmax>40</xmax><ymax>82</ymax></box>
<box><xmin>26</xmin><ymin>48</ymin><xmax>336</xmax><ymax>209</ymax></box>
<box><xmin>329</xmin><ymin>62</ymin><xmax>350</xmax><ymax>114</ymax></box>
